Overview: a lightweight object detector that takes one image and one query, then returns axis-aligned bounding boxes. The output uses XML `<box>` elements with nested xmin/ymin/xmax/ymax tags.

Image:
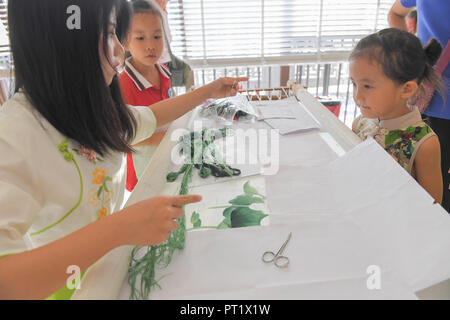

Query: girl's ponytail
<box><xmin>421</xmin><ymin>39</ymin><xmax>445</xmax><ymax>99</ymax></box>
<box><xmin>423</xmin><ymin>38</ymin><xmax>443</xmax><ymax>66</ymax></box>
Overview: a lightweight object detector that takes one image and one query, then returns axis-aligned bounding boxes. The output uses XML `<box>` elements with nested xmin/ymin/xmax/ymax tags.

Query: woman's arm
<box><xmin>149</xmin><ymin>77</ymin><xmax>247</xmax><ymax>128</ymax></box>
<box><xmin>133</xmin><ymin>130</ymin><xmax>167</xmax><ymax>147</ymax></box>
<box><xmin>414</xmin><ymin>136</ymin><xmax>443</xmax><ymax>204</ymax></box>
<box><xmin>0</xmin><ymin>194</ymin><xmax>201</xmax><ymax>299</ymax></box>
<box><xmin>388</xmin><ymin>0</ymin><xmax>413</xmax><ymax>31</ymax></box>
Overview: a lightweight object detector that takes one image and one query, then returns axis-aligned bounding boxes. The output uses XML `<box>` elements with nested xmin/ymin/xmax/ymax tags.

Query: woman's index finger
<box><xmin>170</xmin><ymin>194</ymin><xmax>203</xmax><ymax>207</ymax></box>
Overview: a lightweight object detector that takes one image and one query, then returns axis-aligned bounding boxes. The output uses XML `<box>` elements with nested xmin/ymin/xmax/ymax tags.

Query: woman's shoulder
<box><xmin>0</xmin><ymin>92</ymin><xmax>65</xmax><ymax>156</ymax></box>
<box><xmin>1</xmin><ymin>92</ymin><xmax>42</xmax><ymax>136</ymax></box>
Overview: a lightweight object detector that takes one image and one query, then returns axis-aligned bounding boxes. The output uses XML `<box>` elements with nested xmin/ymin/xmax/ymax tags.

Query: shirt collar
<box><xmin>378</xmin><ymin>109</ymin><xmax>423</xmax><ymax>130</ymax></box>
<box><xmin>124</xmin><ymin>58</ymin><xmax>171</xmax><ymax>91</ymax></box>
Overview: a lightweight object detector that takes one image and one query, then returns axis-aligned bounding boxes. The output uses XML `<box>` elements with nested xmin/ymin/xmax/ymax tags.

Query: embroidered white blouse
<box><xmin>0</xmin><ymin>92</ymin><xmax>157</xmax><ymax>256</ymax></box>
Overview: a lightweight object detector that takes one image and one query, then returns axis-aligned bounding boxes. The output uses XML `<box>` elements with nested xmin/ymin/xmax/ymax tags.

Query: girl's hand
<box><xmin>119</xmin><ymin>194</ymin><xmax>202</xmax><ymax>246</ymax></box>
<box><xmin>205</xmin><ymin>77</ymin><xmax>249</xmax><ymax>99</ymax></box>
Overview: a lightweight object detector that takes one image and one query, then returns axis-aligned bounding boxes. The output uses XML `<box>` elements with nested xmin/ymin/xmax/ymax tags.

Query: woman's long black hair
<box><xmin>9</xmin><ymin>0</ymin><xmax>136</xmax><ymax>156</ymax></box>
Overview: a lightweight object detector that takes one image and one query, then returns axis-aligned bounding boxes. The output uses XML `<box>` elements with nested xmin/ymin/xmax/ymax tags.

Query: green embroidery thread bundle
<box><xmin>128</xmin><ymin>164</ymin><xmax>192</xmax><ymax>300</ymax></box>
<box><xmin>169</xmin><ymin>127</ymin><xmax>241</xmax><ymax>180</ymax></box>
<box><xmin>127</xmin><ymin>128</ymin><xmax>241</xmax><ymax>300</ymax></box>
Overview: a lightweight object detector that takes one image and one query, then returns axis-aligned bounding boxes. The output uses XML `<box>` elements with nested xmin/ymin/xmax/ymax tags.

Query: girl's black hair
<box><xmin>116</xmin><ymin>0</ymin><xmax>132</xmax><ymax>42</ymax></box>
<box><xmin>130</xmin><ymin>0</ymin><xmax>164</xmax><ymax>17</ymax></box>
<box><xmin>350</xmin><ymin>28</ymin><xmax>445</xmax><ymax>99</ymax></box>
<box><xmin>9</xmin><ymin>0</ymin><xmax>136</xmax><ymax>157</ymax></box>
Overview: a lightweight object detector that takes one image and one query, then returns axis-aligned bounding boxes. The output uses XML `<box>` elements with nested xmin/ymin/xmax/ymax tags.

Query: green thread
<box><xmin>127</xmin><ymin>128</ymin><xmax>243</xmax><ymax>300</ymax></box>
<box><xmin>30</xmin><ymin>140</ymin><xmax>84</xmax><ymax>236</ymax></box>
<box><xmin>127</xmin><ymin>164</ymin><xmax>192</xmax><ymax>300</ymax></box>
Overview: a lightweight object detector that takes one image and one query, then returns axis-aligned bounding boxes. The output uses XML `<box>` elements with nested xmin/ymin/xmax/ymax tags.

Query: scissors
<box><xmin>262</xmin><ymin>232</ymin><xmax>291</xmax><ymax>268</ymax></box>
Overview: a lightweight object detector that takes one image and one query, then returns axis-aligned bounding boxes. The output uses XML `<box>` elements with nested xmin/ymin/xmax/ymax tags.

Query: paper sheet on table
<box><xmin>184</xmin><ymin>176</ymin><xmax>270</xmax><ymax>231</ymax></box>
<box><xmin>117</xmin><ymin>220</ymin><xmax>418</xmax><ymax>300</ymax></box>
<box><xmin>259</xmin><ymin>98</ymin><xmax>320</xmax><ymax>135</ymax></box>
<box><xmin>265</xmin><ymin>138</ymin><xmax>450</xmax><ymax>292</ymax></box>
<box><xmin>255</xmin><ymin>105</ymin><xmax>296</xmax><ymax>120</ymax></box>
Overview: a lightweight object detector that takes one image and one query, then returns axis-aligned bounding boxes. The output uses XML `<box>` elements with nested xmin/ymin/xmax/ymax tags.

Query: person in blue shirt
<box><xmin>389</xmin><ymin>0</ymin><xmax>450</xmax><ymax>213</ymax></box>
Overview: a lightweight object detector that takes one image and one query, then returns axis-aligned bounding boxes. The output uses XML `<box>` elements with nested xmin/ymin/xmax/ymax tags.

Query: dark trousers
<box><xmin>424</xmin><ymin>115</ymin><xmax>450</xmax><ymax>213</ymax></box>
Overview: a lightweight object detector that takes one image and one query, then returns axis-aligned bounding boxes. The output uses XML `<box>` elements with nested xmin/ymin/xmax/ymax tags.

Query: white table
<box><xmin>72</xmin><ymin>87</ymin><xmax>450</xmax><ymax>300</ymax></box>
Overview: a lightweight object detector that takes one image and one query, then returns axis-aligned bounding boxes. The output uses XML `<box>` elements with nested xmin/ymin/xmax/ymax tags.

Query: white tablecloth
<box><xmin>72</xmin><ymin>88</ymin><xmax>450</xmax><ymax>300</ymax></box>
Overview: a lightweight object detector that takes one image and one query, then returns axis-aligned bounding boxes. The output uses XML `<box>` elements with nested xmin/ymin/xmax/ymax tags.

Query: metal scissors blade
<box><xmin>262</xmin><ymin>232</ymin><xmax>292</xmax><ymax>268</ymax></box>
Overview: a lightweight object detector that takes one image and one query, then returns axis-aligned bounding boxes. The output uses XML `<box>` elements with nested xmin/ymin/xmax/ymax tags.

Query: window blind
<box><xmin>0</xmin><ymin>0</ymin><xmax>9</xmax><ymax>59</ymax></box>
<box><xmin>167</xmin><ymin>0</ymin><xmax>394</xmax><ymax>68</ymax></box>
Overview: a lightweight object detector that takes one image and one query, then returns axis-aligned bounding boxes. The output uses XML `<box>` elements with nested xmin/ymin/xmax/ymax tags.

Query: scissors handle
<box><xmin>274</xmin><ymin>255</ymin><xmax>289</xmax><ymax>268</ymax></box>
<box><xmin>262</xmin><ymin>251</ymin><xmax>276</xmax><ymax>263</ymax></box>
<box><xmin>262</xmin><ymin>251</ymin><xmax>289</xmax><ymax>268</ymax></box>
<box><xmin>262</xmin><ymin>232</ymin><xmax>292</xmax><ymax>267</ymax></box>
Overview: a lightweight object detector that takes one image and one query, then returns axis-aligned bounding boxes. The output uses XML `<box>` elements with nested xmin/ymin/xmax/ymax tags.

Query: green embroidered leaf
<box><xmin>229</xmin><ymin>194</ymin><xmax>264</xmax><ymax>206</ymax></box>
<box><xmin>102</xmin><ymin>176</ymin><xmax>112</xmax><ymax>192</ymax></box>
<box><xmin>166</xmin><ymin>171</ymin><xmax>179</xmax><ymax>182</ymax></box>
<box><xmin>97</xmin><ymin>186</ymin><xmax>103</xmax><ymax>198</ymax></box>
<box><xmin>190</xmin><ymin>211</ymin><xmax>202</xmax><ymax>228</ymax></box>
<box><xmin>385</xmin><ymin>130</ymin><xmax>402</xmax><ymax>146</ymax></box>
<box><xmin>404</xmin><ymin>126</ymin><xmax>415</xmax><ymax>134</ymax></box>
<box><xmin>229</xmin><ymin>207</ymin><xmax>268</xmax><ymax>228</ymax></box>
<box><xmin>64</xmin><ymin>152</ymin><xmax>74</xmax><ymax>161</ymax></box>
<box><xmin>216</xmin><ymin>221</ymin><xmax>230</xmax><ymax>229</ymax></box>
<box><xmin>405</xmin><ymin>142</ymin><xmax>413</xmax><ymax>157</ymax></box>
<box><xmin>58</xmin><ymin>140</ymin><xmax>69</xmax><ymax>152</ymax></box>
<box><xmin>216</xmin><ymin>206</ymin><xmax>234</xmax><ymax>229</ymax></box>
<box><xmin>243</xmin><ymin>181</ymin><xmax>266</xmax><ymax>199</ymax></box>
<box><xmin>222</xmin><ymin>206</ymin><xmax>235</xmax><ymax>218</ymax></box>
<box><xmin>415</xmin><ymin>126</ymin><xmax>431</xmax><ymax>140</ymax></box>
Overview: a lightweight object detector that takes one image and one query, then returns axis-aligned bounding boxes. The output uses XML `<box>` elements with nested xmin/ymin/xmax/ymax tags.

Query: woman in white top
<box><xmin>0</xmin><ymin>0</ymin><xmax>246</xmax><ymax>299</ymax></box>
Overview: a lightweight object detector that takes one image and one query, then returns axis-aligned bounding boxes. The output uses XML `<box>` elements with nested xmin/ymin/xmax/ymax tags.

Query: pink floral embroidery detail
<box><xmin>73</xmin><ymin>145</ymin><xmax>104</xmax><ymax>164</ymax></box>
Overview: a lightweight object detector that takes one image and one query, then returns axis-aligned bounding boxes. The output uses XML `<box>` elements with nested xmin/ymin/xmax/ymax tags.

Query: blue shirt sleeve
<box><xmin>401</xmin><ymin>0</ymin><xmax>417</xmax><ymax>8</ymax></box>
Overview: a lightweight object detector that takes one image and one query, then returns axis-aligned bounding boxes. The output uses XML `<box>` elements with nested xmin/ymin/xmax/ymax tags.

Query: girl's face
<box><xmin>349</xmin><ymin>56</ymin><xmax>407</xmax><ymax>120</ymax></box>
<box><xmin>99</xmin><ymin>8</ymin><xmax>125</xmax><ymax>86</ymax></box>
<box><xmin>124</xmin><ymin>12</ymin><xmax>164</xmax><ymax>69</ymax></box>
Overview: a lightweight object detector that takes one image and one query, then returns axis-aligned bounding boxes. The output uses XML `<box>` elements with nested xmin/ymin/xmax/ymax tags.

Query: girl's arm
<box><xmin>414</xmin><ymin>136</ymin><xmax>443</xmax><ymax>204</ymax></box>
<box><xmin>149</xmin><ymin>77</ymin><xmax>247</xmax><ymax>128</ymax></box>
<box><xmin>0</xmin><ymin>194</ymin><xmax>201</xmax><ymax>300</ymax></box>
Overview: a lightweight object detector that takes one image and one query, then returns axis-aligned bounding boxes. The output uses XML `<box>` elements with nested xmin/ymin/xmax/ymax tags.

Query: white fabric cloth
<box><xmin>0</xmin><ymin>92</ymin><xmax>157</xmax><ymax>256</ymax></box>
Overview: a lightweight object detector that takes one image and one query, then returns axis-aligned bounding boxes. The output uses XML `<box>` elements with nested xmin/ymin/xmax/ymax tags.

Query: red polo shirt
<box><xmin>119</xmin><ymin>58</ymin><xmax>172</xmax><ymax>192</ymax></box>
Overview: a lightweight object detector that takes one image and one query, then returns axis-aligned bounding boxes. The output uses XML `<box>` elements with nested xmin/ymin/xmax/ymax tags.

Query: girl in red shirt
<box><xmin>119</xmin><ymin>0</ymin><xmax>173</xmax><ymax>191</ymax></box>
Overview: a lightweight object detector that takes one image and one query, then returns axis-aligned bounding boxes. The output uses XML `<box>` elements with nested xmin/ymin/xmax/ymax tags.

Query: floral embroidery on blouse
<box><xmin>353</xmin><ymin>116</ymin><xmax>433</xmax><ymax>173</ymax></box>
<box><xmin>73</xmin><ymin>145</ymin><xmax>104</xmax><ymax>164</ymax></box>
<box><xmin>66</xmin><ymin>143</ymin><xmax>115</xmax><ymax>221</ymax></box>
<box><xmin>30</xmin><ymin>140</ymin><xmax>84</xmax><ymax>236</ymax></box>
<box><xmin>383</xmin><ymin>125</ymin><xmax>431</xmax><ymax>169</ymax></box>
<box><xmin>88</xmin><ymin>167</ymin><xmax>114</xmax><ymax>220</ymax></box>
<box><xmin>92</xmin><ymin>168</ymin><xmax>106</xmax><ymax>185</ymax></box>
<box><xmin>97</xmin><ymin>206</ymin><xmax>108</xmax><ymax>220</ymax></box>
